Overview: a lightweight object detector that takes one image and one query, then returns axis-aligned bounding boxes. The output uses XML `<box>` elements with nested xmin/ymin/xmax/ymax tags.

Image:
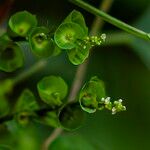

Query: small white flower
<box><xmin>101</xmin><ymin>34</ymin><xmax>106</xmax><ymax>41</ymax></box>
<box><xmin>123</xmin><ymin>106</ymin><xmax>126</xmax><ymax>110</ymax></box>
<box><xmin>83</xmin><ymin>45</ymin><xmax>86</xmax><ymax>49</ymax></box>
<box><xmin>105</xmin><ymin>97</ymin><xmax>110</xmax><ymax>104</ymax></box>
<box><xmin>86</xmin><ymin>37</ymin><xmax>90</xmax><ymax>40</ymax></box>
<box><xmin>112</xmin><ymin>107</ymin><xmax>116</xmax><ymax>115</ymax></box>
<box><xmin>101</xmin><ymin>97</ymin><xmax>105</xmax><ymax>101</ymax></box>
<box><xmin>118</xmin><ymin>99</ymin><xmax>123</xmax><ymax>103</ymax></box>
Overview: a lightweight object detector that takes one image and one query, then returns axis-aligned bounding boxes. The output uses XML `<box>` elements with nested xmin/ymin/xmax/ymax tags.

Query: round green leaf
<box><xmin>29</xmin><ymin>27</ymin><xmax>55</xmax><ymax>57</ymax></box>
<box><xmin>0</xmin><ymin>42</ymin><xmax>24</xmax><ymax>72</ymax></box>
<box><xmin>37</xmin><ymin>76</ymin><xmax>68</xmax><ymax>107</ymax></box>
<box><xmin>54</xmin><ymin>22</ymin><xmax>86</xmax><ymax>50</ymax></box>
<box><xmin>58</xmin><ymin>103</ymin><xmax>85</xmax><ymax>131</ymax></box>
<box><xmin>8</xmin><ymin>11</ymin><xmax>37</xmax><ymax>37</ymax></box>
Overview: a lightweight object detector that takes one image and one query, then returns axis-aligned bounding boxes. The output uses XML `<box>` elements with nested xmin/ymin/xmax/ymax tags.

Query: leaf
<box><xmin>37</xmin><ymin>76</ymin><xmax>68</xmax><ymax>107</ymax></box>
<box><xmin>58</xmin><ymin>103</ymin><xmax>85</xmax><ymax>131</ymax></box>
<box><xmin>63</xmin><ymin>10</ymin><xmax>88</xmax><ymax>35</ymax></box>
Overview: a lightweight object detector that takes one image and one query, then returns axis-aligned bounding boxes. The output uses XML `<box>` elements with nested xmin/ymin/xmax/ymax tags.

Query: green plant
<box><xmin>0</xmin><ymin>0</ymin><xmax>149</xmax><ymax>149</ymax></box>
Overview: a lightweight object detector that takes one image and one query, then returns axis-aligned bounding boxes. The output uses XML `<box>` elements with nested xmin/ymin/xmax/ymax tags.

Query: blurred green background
<box><xmin>0</xmin><ymin>0</ymin><xmax>150</xmax><ymax>149</ymax></box>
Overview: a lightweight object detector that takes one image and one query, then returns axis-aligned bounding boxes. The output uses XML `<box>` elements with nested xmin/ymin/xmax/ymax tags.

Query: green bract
<box><xmin>79</xmin><ymin>76</ymin><xmax>106</xmax><ymax>113</ymax></box>
<box><xmin>14</xmin><ymin>89</ymin><xmax>39</xmax><ymax>125</ymax></box>
<box><xmin>0</xmin><ymin>96</ymin><xmax>9</xmax><ymax>118</ymax></box>
<box><xmin>54</xmin><ymin>22</ymin><xmax>86</xmax><ymax>49</ymax></box>
<box><xmin>8</xmin><ymin>11</ymin><xmax>37</xmax><ymax>37</ymax></box>
<box><xmin>14</xmin><ymin>89</ymin><xmax>39</xmax><ymax>113</ymax></box>
<box><xmin>58</xmin><ymin>103</ymin><xmax>85</xmax><ymax>130</ymax></box>
<box><xmin>37</xmin><ymin>76</ymin><xmax>68</xmax><ymax>107</ymax></box>
<box><xmin>36</xmin><ymin>110</ymin><xmax>60</xmax><ymax>128</ymax></box>
<box><xmin>0</xmin><ymin>42</ymin><xmax>24</xmax><ymax>72</ymax></box>
<box><xmin>0</xmin><ymin>79</ymin><xmax>13</xmax><ymax>96</ymax></box>
<box><xmin>29</xmin><ymin>27</ymin><xmax>55</xmax><ymax>57</ymax></box>
<box><xmin>67</xmin><ymin>43</ymin><xmax>90</xmax><ymax>65</ymax></box>
<box><xmin>63</xmin><ymin>10</ymin><xmax>88</xmax><ymax>35</ymax></box>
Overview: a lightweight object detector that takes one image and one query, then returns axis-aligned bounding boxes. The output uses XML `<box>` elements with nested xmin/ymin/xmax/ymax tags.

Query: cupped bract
<box><xmin>29</xmin><ymin>27</ymin><xmax>55</xmax><ymax>57</ymax></box>
<box><xmin>79</xmin><ymin>76</ymin><xmax>106</xmax><ymax>113</ymax></box>
<box><xmin>63</xmin><ymin>10</ymin><xmax>88</xmax><ymax>35</ymax></box>
<box><xmin>54</xmin><ymin>22</ymin><xmax>86</xmax><ymax>50</ymax></box>
<box><xmin>8</xmin><ymin>11</ymin><xmax>37</xmax><ymax>37</ymax></box>
<box><xmin>67</xmin><ymin>43</ymin><xmax>90</xmax><ymax>65</ymax></box>
<box><xmin>0</xmin><ymin>41</ymin><xmax>24</xmax><ymax>72</ymax></box>
<box><xmin>37</xmin><ymin>76</ymin><xmax>68</xmax><ymax>107</ymax></box>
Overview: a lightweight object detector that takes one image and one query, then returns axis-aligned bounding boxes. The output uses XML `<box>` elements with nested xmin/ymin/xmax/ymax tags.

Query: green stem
<box><xmin>103</xmin><ymin>32</ymin><xmax>133</xmax><ymax>46</ymax></box>
<box><xmin>12</xmin><ymin>59</ymin><xmax>47</xmax><ymax>85</ymax></box>
<box><xmin>69</xmin><ymin>0</ymin><xmax>150</xmax><ymax>41</ymax></box>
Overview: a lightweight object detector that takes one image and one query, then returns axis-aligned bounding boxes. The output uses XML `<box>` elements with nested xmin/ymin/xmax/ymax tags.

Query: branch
<box><xmin>12</xmin><ymin>59</ymin><xmax>47</xmax><ymax>85</ymax></box>
<box><xmin>69</xmin><ymin>0</ymin><xmax>150</xmax><ymax>41</ymax></box>
<box><xmin>42</xmin><ymin>0</ymin><xmax>114</xmax><ymax>149</ymax></box>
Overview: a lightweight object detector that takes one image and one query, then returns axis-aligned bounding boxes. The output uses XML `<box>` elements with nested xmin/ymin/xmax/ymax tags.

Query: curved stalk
<box><xmin>69</xmin><ymin>0</ymin><xmax>150</xmax><ymax>41</ymax></box>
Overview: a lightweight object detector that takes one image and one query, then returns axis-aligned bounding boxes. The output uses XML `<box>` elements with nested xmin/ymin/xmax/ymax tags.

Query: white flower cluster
<box><xmin>77</xmin><ymin>34</ymin><xmax>106</xmax><ymax>50</ymax></box>
<box><xmin>101</xmin><ymin>97</ymin><xmax>126</xmax><ymax>115</ymax></box>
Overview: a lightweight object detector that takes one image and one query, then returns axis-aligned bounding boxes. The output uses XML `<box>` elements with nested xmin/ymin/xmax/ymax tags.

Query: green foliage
<box><xmin>8</xmin><ymin>11</ymin><xmax>37</xmax><ymax>37</ymax></box>
<box><xmin>37</xmin><ymin>76</ymin><xmax>68</xmax><ymax>107</ymax></box>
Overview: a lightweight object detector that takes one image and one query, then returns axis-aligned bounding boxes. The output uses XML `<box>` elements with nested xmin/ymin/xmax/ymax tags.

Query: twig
<box><xmin>12</xmin><ymin>59</ymin><xmax>47</xmax><ymax>85</ymax></box>
<box><xmin>42</xmin><ymin>0</ymin><xmax>114</xmax><ymax>150</ymax></box>
<box><xmin>90</xmin><ymin>0</ymin><xmax>114</xmax><ymax>35</ymax></box>
<box><xmin>41</xmin><ymin>128</ymin><xmax>62</xmax><ymax>150</ymax></box>
<box><xmin>69</xmin><ymin>0</ymin><xmax>150</xmax><ymax>41</ymax></box>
